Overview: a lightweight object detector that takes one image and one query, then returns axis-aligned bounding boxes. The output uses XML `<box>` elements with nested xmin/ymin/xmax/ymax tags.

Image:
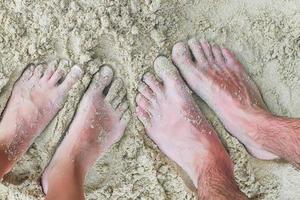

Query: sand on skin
<box><xmin>0</xmin><ymin>0</ymin><xmax>300</xmax><ymax>199</ymax></box>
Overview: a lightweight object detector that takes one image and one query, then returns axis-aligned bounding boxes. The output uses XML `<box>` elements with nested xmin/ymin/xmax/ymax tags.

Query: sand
<box><xmin>0</xmin><ymin>0</ymin><xmax>300</xmax><ymax>199</ymax></box>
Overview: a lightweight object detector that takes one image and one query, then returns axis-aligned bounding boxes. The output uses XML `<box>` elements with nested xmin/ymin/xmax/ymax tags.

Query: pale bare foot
<box><xmin>0</xmin><ymin>60</ymin><xmax>83</xmax><ymax>177</ymax></box>
<box><xmin>41</xmin><ymin>66</ymin><xmax>130</xmax><ymax>196</ymax></box>
<box><xmin>136</xmin><ymin>56</ymin><xmax>233</xmax><ymax>186</ymax></box>
<box><xmin>172</xmin><ymin>39</ymin><xmax>278</xmax><ymax>160</ymax></box>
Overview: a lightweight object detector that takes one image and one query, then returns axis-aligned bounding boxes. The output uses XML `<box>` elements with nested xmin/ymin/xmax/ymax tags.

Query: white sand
<box><xmin>0</xmin><ymin>0</ymin><xmax>300</xmax><ymax>199</ymax></box>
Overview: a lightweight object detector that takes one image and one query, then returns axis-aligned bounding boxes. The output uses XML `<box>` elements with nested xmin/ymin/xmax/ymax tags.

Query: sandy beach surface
<box><xmin>0</xmin><ymin>0</ymin><xmax>300</xmax><ymax>199</ymax></box>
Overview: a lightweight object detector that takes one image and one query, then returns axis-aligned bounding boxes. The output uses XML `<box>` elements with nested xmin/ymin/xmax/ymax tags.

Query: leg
<box><xmin>0</xmin><ymin>61</ymin><xmax>83</xmax><ymax>178</ymax></box>
<box><xmin>42</xmin><ymin>66</ymin><xmax>130</xmax><ymax>200</ymax></box>
<box><xmin>172</xmin><ymin>39</ymin><xmax>300</xmax><ymax>167</ymax></box>
<box><xmin>136</xmin><ymin>57</ymin><xmax>248</xmax><ymax>199</ymax></box>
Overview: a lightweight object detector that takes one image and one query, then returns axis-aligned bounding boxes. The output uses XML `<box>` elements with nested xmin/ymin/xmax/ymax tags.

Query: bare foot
<box><xmin>41</xmin><ymin>66</ymin><xmax>130</xmax><ymax>195</ymax></box>
<box><xmin>172</xmin><ymin>39</ymin><xmax>278</xmax><ymax>160</ymax></box>
<box><xmin>136</xmin><ymin>56</ymin><xmax>233</xmax><ymax>186</ymax></box>
<box><xmin>0</xmin><ymin>60</ymin><xmax>83</xmax><ymax>177</ymax></box>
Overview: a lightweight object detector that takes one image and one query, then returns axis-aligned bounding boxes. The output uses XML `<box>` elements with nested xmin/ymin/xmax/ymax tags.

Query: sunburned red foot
<box><xmin>136</xmin><ymin>57</ymin><xmax>248</xmax><ymax>199</ymax></box>
<box><xmin>135</xmin><ymin>56</ymin><xmax>231</xmax><ymax>186</ymax></box>
<box><xmin>172</xmin><ymin>38</ymin><xmax>278</xmax><ymax>160</ymax></box>
<box><xmin>41</xmin><ymin>66</ymin><xmax>130</xmax><ymax>199</ymax></box>
<box><xmin>0</xmin><ymin>60</ymin><xmax>83</xmax><ymax>178</ymax></box>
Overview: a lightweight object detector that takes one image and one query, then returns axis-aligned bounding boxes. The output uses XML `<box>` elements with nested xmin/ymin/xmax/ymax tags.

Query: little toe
<box><xmin>32</xmin><ymin>63</ymin><xmax>46</xmax><ymax>80</ymax></box>
<box><xmin>111</xmin><ymin>88</ymin><xmax>127</xmax><ymax>109</ymax></box>
<box><xmin>136</xmin><ymin>106</ymin><xmax>151</xmax><ymax>128</ymax></box>
<box><xmin>19</xmin><ymin>64</ymin><xmax>35</xmax><ymax>82</ymax></box>
<box><xmin>212</xmin><ymin>44</ymin><xmax>225</xmax><ymax>65</ymax></box>
<box><xmin>200</xmin><ymin>41</ymin><xmax>214</xmax><ymax>62</ymax></box>
<box><xmin>221</xmin><ymin>48</ymin><xmax>237</xmax><ymax>64</ymax></box>
<box><xmin>59</xmin><ymin>65</ymin><xmax>84</xmax><ymax>92</ymax></box>
<box><xmin>187</xmin><ymin>38</ymin><xmax>207</xmax><ymax>65</ymax></box>
<box><xmin>137</xmin><ymin>82</ymin><xmax>155</xmax><ymax>101</ymax></box>
<box><xmin>105</xmin><ymin>78</ymin><xmax>123</xmax><ymax>103</ymax></box>
<box><xmin>172</xmin><ymin>42</ymin><xmax>196</xmax><ymax>69</ymax></box>
<box><xmin>142</xmin><ymin>72</ymin><xmax>163</xmax><ymax>96</ymax></box>
<box><xmin>136</xmin><ymin>93</ymin><xmax>152</xmax><ymax>113</ymax></box>
<box><xmin>89</xmin><ymin>65</ymin><xmax>114</xmax><ymax>94</ymax></box>
<box><xmin>221</xmin><ymin>47</ymin><xmax>244</xmax><ymax>73</ymax></box>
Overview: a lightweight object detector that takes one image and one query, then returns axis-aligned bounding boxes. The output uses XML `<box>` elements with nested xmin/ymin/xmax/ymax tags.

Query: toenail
<box><xmin>177</xmin><ymin>46</ymin><xmax>189</xmax><ymax>56</ymax></box>
<box><xmin>113</xmin><ymin>78</ymin><xmax>123</xmax><ymax>89</ymax></box>
<box><xmin>58</xmin><ymin>59</ymin><xmax>70</xmax><ymax>68</ymax></box>
<box><xmin>28</xmin><ymin>63</ymin><xmax>35</xmax><ymax>69</ymax></box>
<box><xmin>48</xmin><ymin>59</ymin><xmax>58</xmax><ymax>67</ymax></box>
<box><xmin>143</xmin><ymin>72</ymin><xmax>152</xmax><ymax>80</ymax></box>
<box><xmin>188</xmin><ymin>38</ymin><xmax>198</xmax><ymax>44</ymax></box>
<box><xmin>36</xmin><ymin>64</ymin><xmax>45</xmax><ymax>70</ymax></box>
<box><xmin>100</xmin><ymin>65</ymin><xmax>113</xmax><ymax>77</ymax></box>
<box><xmin>71</xmin><ymin>65</ymin><xmax>84</xmax><ymax>78</ymax></box>
<box><xmin>136</xmin><ymin>94</ymin><xmax>142</xmax><ymax>101</ymax></box>
<box><xmin>138</xmin><ymin>83</ymin><xmax>147</xmax><ymax>91</ymax></box>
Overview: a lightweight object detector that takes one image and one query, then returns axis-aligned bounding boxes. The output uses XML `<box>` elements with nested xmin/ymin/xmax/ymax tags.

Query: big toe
<box><xmin>89</xmin><ymin>65</ymin><xmax>114</xmax><ymax>94</ymax></box>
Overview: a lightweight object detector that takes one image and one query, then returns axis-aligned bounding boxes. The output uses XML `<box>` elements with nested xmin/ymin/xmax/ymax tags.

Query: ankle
<box><xmin>193</xmin><ymin>141</ymin><xmax>233</xmax><ymax>185</ymax></box>
<box><xmin>43</xmin><ymin>161</ymin><xmax>85</xmax><ymax>197</ymax></box>
<box><xmin>233</xmin><ymin>107</ymin><xmax>272</xmax><ymax>142</ymax></box>
<box><xmin>0</xmin><ymin>150</ymin><xmax>14</xmax><ymax>179</ymax></box>
<box><xmin>44</xmin><ymin>158</ymin><xmax>85</xmax><ymax>184</ymax></box>
<box><xmin>244</xmin><ymin>109</ymin><xmax>276</xmax><ymax>144</ymax></box>
<box><xmin>197</xmin><ymin>153</ymin><xmax>246</xmax><ymax>199</ymax></box>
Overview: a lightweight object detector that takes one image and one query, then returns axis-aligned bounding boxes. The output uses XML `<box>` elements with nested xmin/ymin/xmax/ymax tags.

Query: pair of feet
<box><xmin>136</xmin><ymin>39</ymin><xmax>277</xmax><ymax>187</ymax></box>
<box><xmin>0</xmin><ymin>60</ymin><xmax>130</xmax><ymax>195</ymax></box>
<box><xmin>0</xmin><ymin>38</ymin><xmax>275</xmax><ymax>196</ymax></box>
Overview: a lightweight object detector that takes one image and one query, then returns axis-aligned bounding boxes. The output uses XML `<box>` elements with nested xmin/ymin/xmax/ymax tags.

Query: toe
<box><xmin>137</xmin><ymin>82</ymin><xmax>155</xmax><ymax>101</ymax></box>
<box><xmin>59</xmin><ymin>65</ymin><xmax>84</xmax><ymax>92</ymax></box>
<box><xmin>172</xmin><ymin>42</ymin><xmax>195</xmax><ymax>68</ymax></box>
<box><xmin>57</xmin><ymin>59</ymin><xmax>70</xmax><ymax>69</ymax></box>
<box><xmin>41</xmin><ymin>174</ymin><xmax>49</xmax><ymax>195</ymax></box>
<box><xmin>19</xmin><ymin>64</ymin><xmax>35</xmax><ymax>82</ymax></box>
<box><xmin>221</xmin><ymin>47</ymin><xmax>244</xmax><ymax>72</ymax></box>
<box><xmin>212</xmin><ymin>44</ymin><xmax>225</xmax><ymax>65</ymax></box>
<box><xmin>48</xmin><ymin>59</ymin><xmax>59</xmax><ymax>69</ymax></box>
<box><xmin>42</xmin><ymin>61</ymin><xmax>57</xmax><ymax>81</ymax></box>
<box><xmin>89</xmin><ymin>65</ymin><xmax>114</xmax><ymax>94</ymax></box>
<box><xmin>111</xmin><ymin>88</ymin><xmax>126</xmax><ymax>109</ymax></box>
<box><xmin>187</xmin><ymin>38</ymin><xmax>207</xmax><ymax>64</ymax></box>
<box><xmin>154</xmin><ymin>56</ymin><xmax>193</xmax><ymax>97</ymax></box>
<box><xmin>48</xmin><ymin>68</ymin><xmax>65</xmax><ymax>86</ymax></box>
<box><xmin>136</xmin><ymin>106</ymin><xmax>151</xmax><ymax>128</ymax></box>
<box><xmin>32</xmin><ymin>63</ymin><xmax>46</xmax><ymax>80</ymax></box>
<box><xmin>200</xmin><ymin>41</ymin><xmax>214</xmax><ymax>62</ymax></box>
<box><xmin>116</xmin><ymin>101</ymin><xmax>129</xmax><ymax>117</ymax></box>
<box><xmin>171</xmin><ymin>42</ymin><xmax>199</xmax><ymax>82</ymax></box>
<box><xmin>105</xmin><ymin>78</ymin><xmax>123</xmax><ymax>103</ymax></box>
<box><xmin>142</xmin><ymin>72</ymin><xmax>163</xmax><ymax>96</ymax></box>
<box><xmin>221</xmin><ymin>48</ymin><xmax>237</xmax><ymax>64</ymax></box>
<box><xmin>120</xmin><ymin>109</ymin><xmax>131</xmax><ymax>125</ymax></box>
<box><xmin>136</xmin><ymin>93</ymin><xmax>152</xmax><ymax>113</ymax></box>
<box><xmin>154</xmin><ymin>56</ymin><xmax>184</xmax><ymax>84</ymax></box>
